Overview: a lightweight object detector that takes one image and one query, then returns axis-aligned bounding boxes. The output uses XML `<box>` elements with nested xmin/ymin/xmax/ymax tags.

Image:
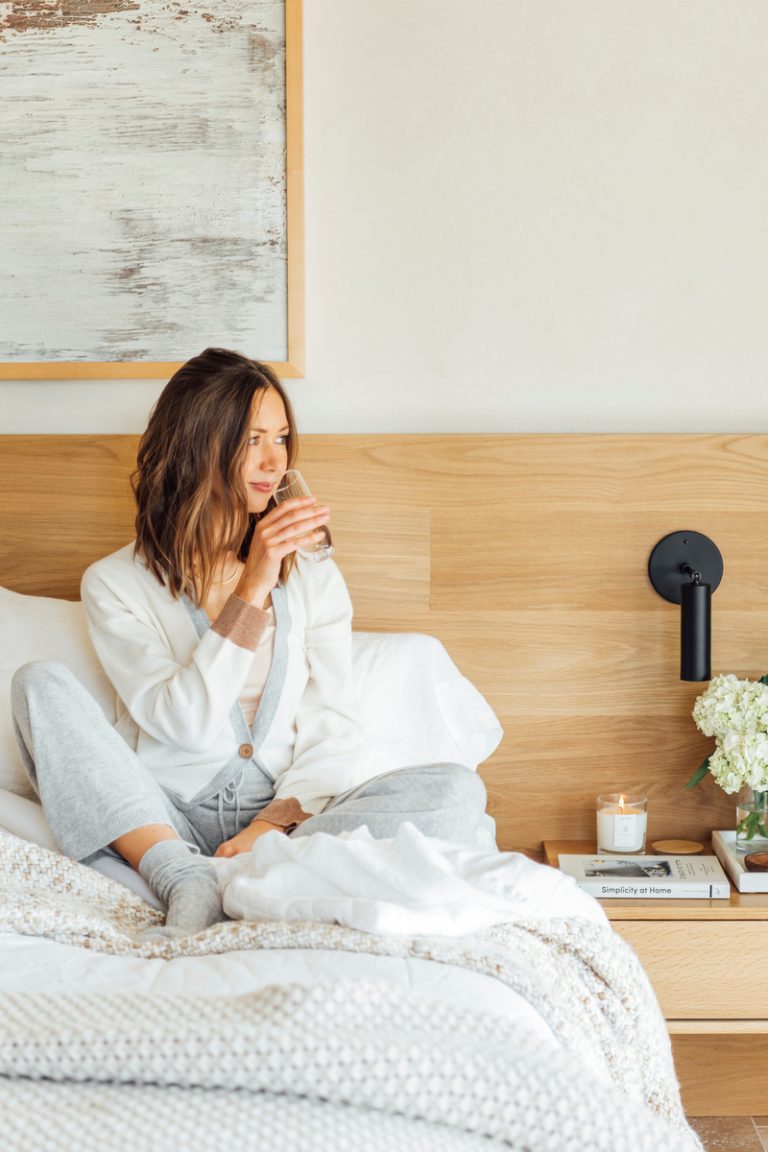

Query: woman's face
<box><xmin>242</xmin><ymin>387</ymin><xmax>290</xmax><ymax>514</ymax></box>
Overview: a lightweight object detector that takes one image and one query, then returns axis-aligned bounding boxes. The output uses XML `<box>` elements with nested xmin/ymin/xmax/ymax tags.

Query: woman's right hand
<box><xmin>235</xmin><ymin>496</ymin><xmax>330</xmax><ymax>608</ymax></box>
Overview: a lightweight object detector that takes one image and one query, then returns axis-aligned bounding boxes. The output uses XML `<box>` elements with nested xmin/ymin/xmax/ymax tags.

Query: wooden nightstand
<box><xmin>544</xmin><ymin>840</ymin><xmax>768</xmax><ymax>1116</ymax></box>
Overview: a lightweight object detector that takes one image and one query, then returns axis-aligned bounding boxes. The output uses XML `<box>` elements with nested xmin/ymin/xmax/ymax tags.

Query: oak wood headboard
<box><xmin>3</xmin><ymin>433</ymin><xmax>768</xmax><ymax>856</ymax></box>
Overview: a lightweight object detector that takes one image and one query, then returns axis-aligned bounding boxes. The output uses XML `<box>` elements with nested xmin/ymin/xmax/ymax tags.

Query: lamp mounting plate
<box><xmin>648</xmin><ymin>531</ymin><xmax>723</xmax><ymax>605</ymax></box>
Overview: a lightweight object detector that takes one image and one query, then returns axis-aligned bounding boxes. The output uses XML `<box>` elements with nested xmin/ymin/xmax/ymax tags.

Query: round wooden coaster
<box><xmin>650</xmin><ymin>839</ymin><xmax>704</xmax><ymax>855</ymax></box>
<box><xmin>744</xmin><ymin>853</ymin><xmax>768</xmax><ymax>872</ymax></box>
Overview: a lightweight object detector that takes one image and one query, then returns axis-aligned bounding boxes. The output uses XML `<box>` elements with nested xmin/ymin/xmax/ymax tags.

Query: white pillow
<box><xmin>0</xmin><ymin>587</ymin><xmax>117</xmax><ymax>797</ymax></box>
<box><xmin>352</xmin><ymin>631</ymin><xmax>503</xmax><ymax>775</ymax></box>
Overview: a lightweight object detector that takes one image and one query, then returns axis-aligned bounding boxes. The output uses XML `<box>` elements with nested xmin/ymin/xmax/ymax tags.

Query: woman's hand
<box><xmin>235</xmin><ymin>496</ymin><xmax>330</xmax><ymax>608</ymax></box>
<box><xmin>214</xmin><ymin>819</ymin><xmax>283</xmax><ymax>858</ymax></box>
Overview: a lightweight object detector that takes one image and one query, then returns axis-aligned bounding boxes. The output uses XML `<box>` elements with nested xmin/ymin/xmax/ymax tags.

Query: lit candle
<box><xmin>596</xmin><ymin>793</ymin><xmax>648</xmax><ymax>853</ymax></box>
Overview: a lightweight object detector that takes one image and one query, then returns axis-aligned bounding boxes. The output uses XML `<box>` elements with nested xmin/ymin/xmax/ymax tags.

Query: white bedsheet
<box><xmin>0</xmin><ymin>933</ymin><xmax>558</xmax><ymax>1043</ymax></box>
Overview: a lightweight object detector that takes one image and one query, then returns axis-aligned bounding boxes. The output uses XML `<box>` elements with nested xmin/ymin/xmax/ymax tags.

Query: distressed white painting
<box><xmin>0</xmin><ymin>0</ymin><xmax>287</xmax><ymax>363</ymax></box>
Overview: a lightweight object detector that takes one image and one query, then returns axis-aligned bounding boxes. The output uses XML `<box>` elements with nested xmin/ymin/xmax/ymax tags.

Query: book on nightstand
<box><xmin>712</xmin><ymin>830</ymin><xmax>768</xmax><ymax>893</ymax></box>
<box><xmin>557</xmin><ymin>852</ymin><xmax>731</xmax><ymax>898</ymax></box>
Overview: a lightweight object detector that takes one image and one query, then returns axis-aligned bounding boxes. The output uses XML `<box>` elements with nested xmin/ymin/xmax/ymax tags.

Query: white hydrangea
<box><xmin>693</xmin><ymin>674</ymin><xmax>768</xmax><ymax>793</ymax></box>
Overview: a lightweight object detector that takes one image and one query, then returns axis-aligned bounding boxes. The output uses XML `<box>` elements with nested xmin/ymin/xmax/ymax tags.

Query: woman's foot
<box><xmin>138</xmin><ymin>839</ymin><xmax>225</xmax><ymax>938</ymax></box>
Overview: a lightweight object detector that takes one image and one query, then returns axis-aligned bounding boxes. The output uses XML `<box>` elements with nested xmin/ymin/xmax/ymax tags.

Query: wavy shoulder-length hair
<box><xmin>132</xmin><ymin>347</ymin><xmax>298</xmax><ymax>604</ymax></box>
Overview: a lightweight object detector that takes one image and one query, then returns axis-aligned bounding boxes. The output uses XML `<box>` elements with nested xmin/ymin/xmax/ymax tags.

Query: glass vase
<box><xmin>735</xmin><ymin>785</ymin><xmax>768</xmax><ymax>852</ymax></box>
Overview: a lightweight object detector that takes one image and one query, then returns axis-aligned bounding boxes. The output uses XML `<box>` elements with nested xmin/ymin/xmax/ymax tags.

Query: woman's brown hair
<box><xmin>133</xmin><ymin>347</ymin><xmax>298</xmax><ymax>604</ymax></box>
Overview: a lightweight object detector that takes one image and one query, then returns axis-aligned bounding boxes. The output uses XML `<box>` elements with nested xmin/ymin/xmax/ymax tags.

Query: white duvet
<box><xmin>215</xmin><ymin>821</ymin><xmax>606</xmax><ymax>935</ymax></box>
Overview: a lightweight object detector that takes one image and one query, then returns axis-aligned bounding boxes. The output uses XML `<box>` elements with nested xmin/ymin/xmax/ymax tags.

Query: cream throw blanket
<box><xmin>0</xmin><ymin>835</ymin><xmax>702</xmax><ymax>1152</ymax></box>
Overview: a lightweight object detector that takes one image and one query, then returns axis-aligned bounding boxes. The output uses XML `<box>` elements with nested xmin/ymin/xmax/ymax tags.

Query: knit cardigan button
<box><xmin>238</xmin><ymin>743</ymin><xmax>254</xmax><ymax>759</ymax></box>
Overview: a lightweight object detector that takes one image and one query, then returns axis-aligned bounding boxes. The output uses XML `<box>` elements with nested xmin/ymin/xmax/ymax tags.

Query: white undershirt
<box><xmin>238</xmin><ymin>605</ymin><xmax>276</xmax><ymax>726</ymax></box>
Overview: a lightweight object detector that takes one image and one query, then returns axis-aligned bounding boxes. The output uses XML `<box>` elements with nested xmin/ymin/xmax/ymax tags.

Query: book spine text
<box><xmin>578</xmin><ymin>881</ymin><xmax>730</xmax><ymax>899</ymax></box>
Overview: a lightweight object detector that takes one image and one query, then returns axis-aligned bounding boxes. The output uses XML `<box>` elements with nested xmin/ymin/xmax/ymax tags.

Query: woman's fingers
<box><xmin>274</xmin><ymin>513</ymin><xmax>329</xmax><ymax>545</ymax></box>
<box><xmin>260</xmin><ymin>495</ymin><xmax>319</xmax><ymax>525</ymax></box>
<box><xmin>240</xmin><ymin>497</ymin><xmax>331</xmax><ymax>582</ymax></box>
<box><xmin>258</xmin><ymin>506</ymin><xmax>329</xmax><ymax>547</ymax></box>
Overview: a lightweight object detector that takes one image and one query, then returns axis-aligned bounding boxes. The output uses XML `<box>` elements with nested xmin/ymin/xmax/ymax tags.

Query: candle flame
<box><xmin>618</xmin><ymin>793</ymin><xmax>625</xmax><ymax>813</ymax></box>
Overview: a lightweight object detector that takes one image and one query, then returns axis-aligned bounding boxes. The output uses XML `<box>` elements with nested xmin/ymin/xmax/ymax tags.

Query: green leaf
<box><xmin>760</xmin><ymin>674</ymin><xmax>768</xmax><ymax>686</ymax></box>
<box><xmin>685</xmin><ymin>758</ymin><xmax>711</xmax><ymax>790</ymax></box>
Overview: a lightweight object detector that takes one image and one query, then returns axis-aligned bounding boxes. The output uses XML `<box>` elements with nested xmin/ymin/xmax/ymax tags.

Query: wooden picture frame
<box><xmin>0</xmin><ymin>0</ymin><xmax>304</xmax><ymax>380</ymax></box>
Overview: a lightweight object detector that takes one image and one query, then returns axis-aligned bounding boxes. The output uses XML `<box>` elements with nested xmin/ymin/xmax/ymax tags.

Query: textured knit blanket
<box><xmin>0</xmin><ymin>836</ymin><xmax>703</xmax><ymax>1152</ymax></box>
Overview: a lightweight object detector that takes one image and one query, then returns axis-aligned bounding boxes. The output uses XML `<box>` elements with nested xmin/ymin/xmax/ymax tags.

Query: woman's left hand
<box><xmin>214</xmin><ymin>819</ymin><xmax>283</xmax><ymax>858</ymax></box>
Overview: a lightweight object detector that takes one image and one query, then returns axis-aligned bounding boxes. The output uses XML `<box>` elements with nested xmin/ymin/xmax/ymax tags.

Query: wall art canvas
<box><xmin>0</xmin><ymin>0</ymin><xmax>303</xmax><ymax>377</ymax></box>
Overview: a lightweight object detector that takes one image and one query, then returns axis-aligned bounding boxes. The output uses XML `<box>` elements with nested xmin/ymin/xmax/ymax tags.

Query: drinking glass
<box><xmin>273</xmin><ymin>469</ymin><xmax>334</xmax><ymax>563</ymax></box>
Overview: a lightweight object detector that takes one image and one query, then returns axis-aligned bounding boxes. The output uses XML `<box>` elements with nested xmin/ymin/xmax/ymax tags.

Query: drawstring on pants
<box><xmin>217</xmin><ymin>766</ymin><xmax>246</xmax><ymax>841</ymax></box>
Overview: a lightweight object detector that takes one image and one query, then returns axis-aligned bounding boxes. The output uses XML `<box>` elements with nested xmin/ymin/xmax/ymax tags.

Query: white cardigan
<box><xmin>81</xmin><ymin>544</ymin><xmax>372</xmax><ymax>818</ymax></box>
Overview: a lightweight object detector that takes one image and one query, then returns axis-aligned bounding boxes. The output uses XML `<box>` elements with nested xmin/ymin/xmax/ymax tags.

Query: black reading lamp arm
<box><xmin>648</xmin><ymin>532</ymin><xmax>723</xmax><ymax>682</ymax></box>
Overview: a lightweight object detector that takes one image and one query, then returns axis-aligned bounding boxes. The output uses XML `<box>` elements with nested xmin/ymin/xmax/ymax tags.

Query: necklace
<box><xmin>212</xmin><ymin>561</ymin><xmax>243</xmax><ymax>585</ymax></box>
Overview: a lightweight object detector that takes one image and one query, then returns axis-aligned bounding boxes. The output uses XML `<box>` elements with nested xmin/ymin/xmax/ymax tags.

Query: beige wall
<box><xmin>3</xmin><ymin>1</ymin><xmax>767</xmax><ymax>434</ymax></box>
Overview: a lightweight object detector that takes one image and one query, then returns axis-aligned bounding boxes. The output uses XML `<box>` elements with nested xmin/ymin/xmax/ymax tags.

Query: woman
<box><xmin>12</xmin><ymin>349</ymin><xmax>488</xmax><ymax>938</ymax></box>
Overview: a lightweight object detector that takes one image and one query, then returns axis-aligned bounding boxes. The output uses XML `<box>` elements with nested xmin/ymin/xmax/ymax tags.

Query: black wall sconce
<box><xmin>648</xmin><ymin>531</ymin><xmax>724</xmax><ymax>682</ymax></box>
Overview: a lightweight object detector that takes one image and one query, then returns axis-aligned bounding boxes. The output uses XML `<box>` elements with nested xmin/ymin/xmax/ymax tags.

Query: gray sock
<box><xmin>137</xmin><ymin>839</ymin><xmax>224</xmax><ymax>940</ymax></box>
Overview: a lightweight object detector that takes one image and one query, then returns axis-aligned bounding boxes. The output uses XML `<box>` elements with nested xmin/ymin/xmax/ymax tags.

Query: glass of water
<box><xmin>273</xmin><ymin>469</ymin><xmax>334</xmax><ymax>563</ymax></box>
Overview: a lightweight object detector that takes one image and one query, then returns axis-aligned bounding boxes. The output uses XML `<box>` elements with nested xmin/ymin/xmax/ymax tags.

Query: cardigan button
<box><xmin>238</xmin><ymin>743</ymin><xmax>254</xmax><ymax>759</ymax></box>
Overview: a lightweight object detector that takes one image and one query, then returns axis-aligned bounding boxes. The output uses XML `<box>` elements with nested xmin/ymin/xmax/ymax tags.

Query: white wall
<box><xmin>3</xmin><ymin>0</ymin><xmax>767</xmax><ymax>434</ymax></box>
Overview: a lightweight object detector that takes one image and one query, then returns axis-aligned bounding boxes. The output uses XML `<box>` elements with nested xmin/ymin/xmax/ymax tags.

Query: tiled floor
<box><xmin>688</xmin><ymin>1117</ymin><xmax>768</xmax><ymax>1151</ymax></box>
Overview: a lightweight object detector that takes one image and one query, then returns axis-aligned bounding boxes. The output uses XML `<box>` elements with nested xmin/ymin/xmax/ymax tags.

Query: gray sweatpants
<box><xmin>11</xmin><ymin>661</ymin><xmax>490</xmax><ymax>865</ymax></box>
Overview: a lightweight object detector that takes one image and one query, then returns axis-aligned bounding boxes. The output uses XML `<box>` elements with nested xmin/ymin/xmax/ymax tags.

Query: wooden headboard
<box><xmin>3</xmin><ymin>433</ymin><xmax>768</xmax><ymax>855</ymax></box>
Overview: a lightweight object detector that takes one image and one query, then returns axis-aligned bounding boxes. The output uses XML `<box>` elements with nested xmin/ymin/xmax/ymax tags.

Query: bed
<box><xmin>0</xmin><ymin>436</ymin><xmax>703</xmax><ymax>1152</ymax></box>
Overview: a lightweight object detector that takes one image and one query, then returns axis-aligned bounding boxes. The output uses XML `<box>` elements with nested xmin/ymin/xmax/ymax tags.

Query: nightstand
<box><xmin>544</xmin><ymin>840</ymin><xmax>768</xmax><ymax>1116</ymax></box>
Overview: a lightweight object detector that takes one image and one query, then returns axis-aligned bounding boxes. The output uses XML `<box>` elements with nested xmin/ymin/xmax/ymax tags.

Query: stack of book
<box><xmin>712</xmin><ymin>830</ymin><xmax>768</xmax><ymax>893</ymax></box>
<box><xmin>557</xmin><ymin>852</ymin><xmax>730</xmax><ymax>899</ymax></box>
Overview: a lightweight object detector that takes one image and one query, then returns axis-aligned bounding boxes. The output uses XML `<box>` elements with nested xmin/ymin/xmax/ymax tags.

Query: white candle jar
<box><xmin>596</xmin><ymin>793</ymin><xmax>648</xmax><ymax>854</ymax></box>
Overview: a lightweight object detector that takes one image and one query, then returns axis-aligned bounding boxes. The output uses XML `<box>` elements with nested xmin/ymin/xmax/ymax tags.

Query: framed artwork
<box><xmin>0</xmin><ymin>0</ymin><xmax>303</xmax><ymax>379</ymax></box>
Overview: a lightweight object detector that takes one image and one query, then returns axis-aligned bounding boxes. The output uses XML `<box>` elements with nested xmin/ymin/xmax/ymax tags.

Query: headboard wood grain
<box><xmin>3</xmin><ymin>433</ymin><xmax>768</xmax><ymax>855</ymax></box>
